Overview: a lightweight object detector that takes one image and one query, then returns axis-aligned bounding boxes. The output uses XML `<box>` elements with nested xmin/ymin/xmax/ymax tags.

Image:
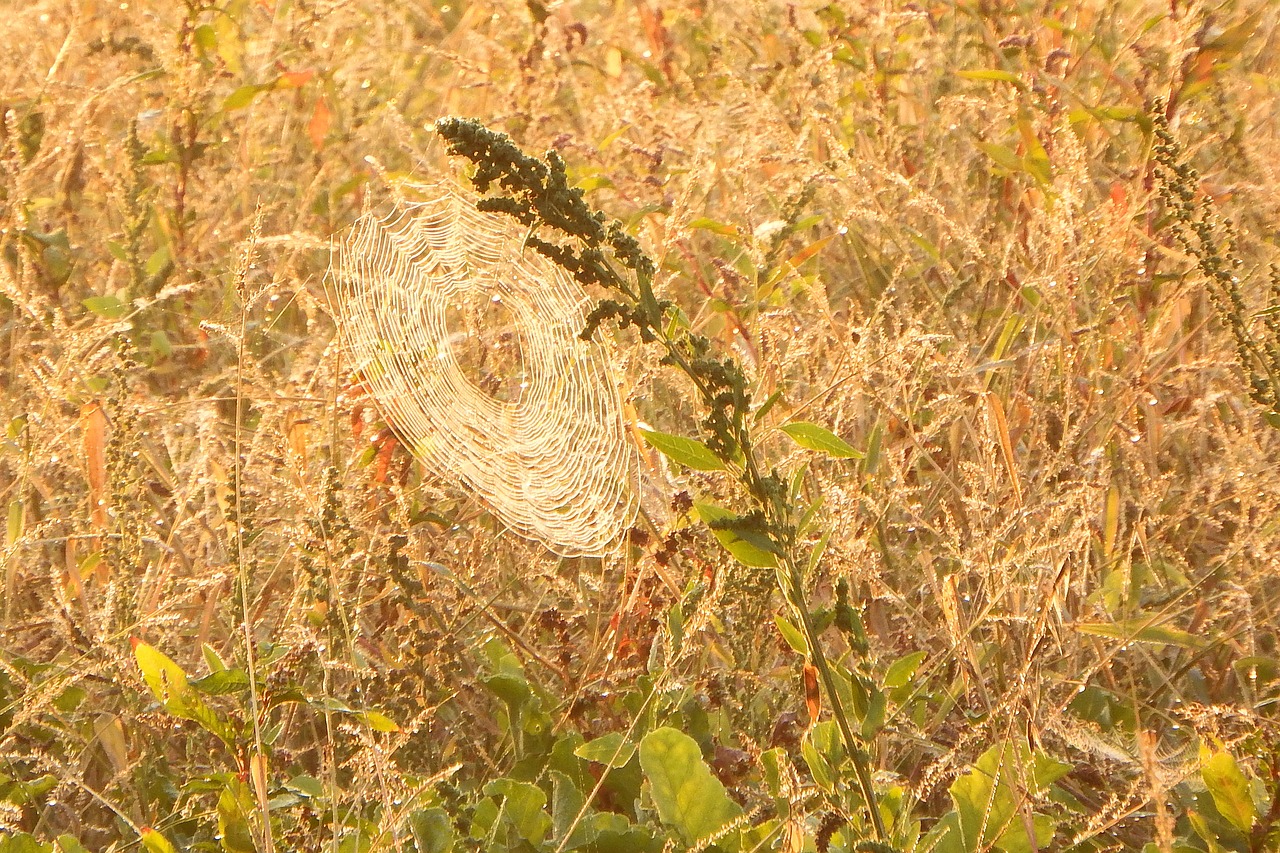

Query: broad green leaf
<box><xmin>83</xmin><ymin>295</ymin><xmax>129</xmax><ymax>319</ymax></box>
<box><xmin>773</xmin><ymin>614</ymin><xmax>808</xmax><ymax>655</ymax></box>
<box><xmin>640</xmin><ymin>727</ymin><xmax>742</xmax><ymax>846</ymax></box>
<box><xmin>409</xmin><ymin>807</ymin><xmax>455</xmax><ymax>853</ymax></box>
<box><xmin>801</xmin><ymin>721</ymin><xmax>842</xmax><ymax>792</ymax></box>
<box><xmin>576</xmin><ymin>732</ymin><xmax>637</xmax><ymax>768</ymax></box>
<box><xmin>1200</xmin><ymin>744</ymin><xmax>1256</xmax><ymax>832</ymax></box>
<box><xmin>639</xmin><ymin>429</ymin><xmax>725</xmax><ymax>471</ymax></box>
<box><xmin>977</xmin><ymin>142</ymin><xmax>1023</xmax><ymax>173</ymax></box>
<box><xmin>695</xmin><ymin>502</ymin><xmax>778</xmax><ymax>567</ymax></box>
<box><xmin>950</xmin><ymin>740</ymin><xmax>1069</xmax><ymax>852</ymax></box>
<box><xmin>883</xmin><ymin>651</ymin><xmax>927</xmax><ymax>689</ymax></box>
<box><xmin>222</xmin><ymin>84</ymin><xmax>265</xmax><ymax>111</ymax></box>
<box><xmin>862</xmin><ymin>685</ymin><xmax>886</xmax><ymax>739</ymax></box>
<box><xmin>217</xmin><ymin>779</ymin><xmax>257</xmax><ymax>853</ymax></box>
<box><xmin>481</xmin><ymin>637</ymin><xmax>532</xmax><ymax>709</ymax></box>
<box><xmin>192</xmin><ymin>24</ymin><xmax>217</xmax><ymax>54</ymax></box>
<box><xmin>780</xmin><ymin>422</ymin><xmax>863</xmax><ymax>458</ymax></box>
<box><xmin>55</xmin><ymin>836</ymin><xmax>91</xmax><ymax>853</ymax></box>
<box><xmin>0</xmin><ymin>835</ymin><xmax>51</xmax><ymax>853</ymax></box>
<box><xmin>920</xmin><ymin>811</ymin><xmax>965</xmax><ymax>853</ymax></box>
<box><xmin>189</xmin><ymin>669</ymin><xmax>249</xmax><ymax>696</ymax></box>
<box><xmin>550</xmin><ymin>771</ymin><xmax>587</xmax><ymax>844</ymax></box>
<box><xmin>1187</xmin><ymin>809</ymin><xmax>1227</xmax><ymax>852</ymax></box>
<box><xmin>996</xmin><ymin>812</ymin><xmax>1057</xmax><ymax>853</ymax></box>
<box><xmin>202</xmin><ymin>643</ymin><xmax>228</xmax><ymax>673</ymax></box>
<box><xmin>486</xmin><ymin>779</ymin><xmax>551</xmax><ymax>847</ymax></box>
<box><xmin>355</xmin><ymin>710</ymin><xmax>400</xmax><ymax>732</ymax></box>
<box><xmin>212</xmin><ymin>10</ymin><xmax>244</xmax><ymax>73</ymax></box>
<box><xmin>133</xmin><ymin>639</ymin><xmax>192</xmax><ymax>717</ymax></box>
<box><xmin>286</xmin><ymin>775</ymin><xmax>324</xmax><ymax>798</ymax></box>
<box><xmin>139</xmin><ymin>828</ymin><xmax>177</xmax><ymax>853</ymax></box>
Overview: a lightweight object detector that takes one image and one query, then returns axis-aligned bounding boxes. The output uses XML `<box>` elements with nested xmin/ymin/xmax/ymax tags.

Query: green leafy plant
<box><xmin>1151</xmin><ymin>98</ymin><xmax>1280</xmax><ymax>427</ymax></box>
<box><xmin>435</xmin><ymin>116</ymin><xmax>890</xmax><ymax>843</ymax></box>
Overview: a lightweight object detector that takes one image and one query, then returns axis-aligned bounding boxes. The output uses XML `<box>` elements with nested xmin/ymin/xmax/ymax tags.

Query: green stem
<box><xmin>785</xmin><ymin>553</ymin><xmax>887</xmax><ymax>840</ymax></box>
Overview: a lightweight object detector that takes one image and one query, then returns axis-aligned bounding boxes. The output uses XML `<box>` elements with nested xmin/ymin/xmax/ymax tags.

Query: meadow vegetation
<box><xmin>1</xmin><ymin>0</ymin><xmax>1278</xmax><ymax>850</ymax></box>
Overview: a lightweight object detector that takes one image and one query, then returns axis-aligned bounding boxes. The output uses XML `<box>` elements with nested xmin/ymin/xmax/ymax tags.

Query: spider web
<box><xmin>330</xmin><ymin>180</ymin><xmax>640</xmax><ymax>556</ymax></box>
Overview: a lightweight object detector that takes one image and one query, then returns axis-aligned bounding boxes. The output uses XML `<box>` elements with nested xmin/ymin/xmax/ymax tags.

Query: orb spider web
<box><xmin>330</xmin><ymin>179</ymin><xmax>640</xmax><ymax>556</ymax></box>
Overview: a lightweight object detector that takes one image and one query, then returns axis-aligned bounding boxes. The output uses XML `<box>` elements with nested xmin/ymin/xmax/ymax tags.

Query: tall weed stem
<box><xmin>435</xmin><ymin>117</ymin><xmax>886</xmax><ymax>840</ymax></box>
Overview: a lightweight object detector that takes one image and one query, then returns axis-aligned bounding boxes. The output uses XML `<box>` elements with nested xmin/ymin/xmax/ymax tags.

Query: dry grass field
<box><xmin>1</xmin><ymin>0</ymin><xmax>1279</xmax><ymax>850</ymax></box>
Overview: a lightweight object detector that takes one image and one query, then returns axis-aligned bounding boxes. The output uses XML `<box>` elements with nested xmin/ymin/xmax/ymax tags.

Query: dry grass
<box><xmin>1</xmin><ymin>0</ymin><xmax>1278</xmax><ymax>850</ymax></box>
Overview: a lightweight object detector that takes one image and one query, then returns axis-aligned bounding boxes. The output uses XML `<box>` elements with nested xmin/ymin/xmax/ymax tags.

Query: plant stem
<box><xmin>785</xmin><ymin>552</ymin><xmax>887</xmax><ymax>840</ymax></box>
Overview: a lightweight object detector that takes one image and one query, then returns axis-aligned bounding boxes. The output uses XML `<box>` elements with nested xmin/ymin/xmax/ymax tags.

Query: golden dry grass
<box><xmin>1</xmin><ymin>0</ymin><xmax>1278</xmax><ymax>850</ymax></box>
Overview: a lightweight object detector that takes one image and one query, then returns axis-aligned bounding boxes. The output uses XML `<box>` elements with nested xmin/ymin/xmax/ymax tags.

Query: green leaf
<box><xmin>667</xmin><ymin>599</ymin><xmax>684</xmax><ymax>659</ymax></box>
<box><xmin>920</xmin><ymin>811</ymin><xmax>965</xmax><ymax>853</ymax></box>
<box><xmin>977</xmin><ymin>142</ymin><xmax>1023</xmax><ymax>173</ymax></box>
<box><xmin>576</xmin><ymin>732</ymin><xmax>637</xmax><ymax>768</ymax></box>
<box><xmin>862</xmin><ymin>685</ymin><xmax>886</xmax><ymax>739</ymax></box>
<box><xmin>485</xmin><ymin>779</ymin><xmax>551</xmax><ymax>847</ymax></box>
<box><xmin>222</xmin><ymin>84</ymin><xmax>265</xmax><ymax>111</ymax></box>
<box><xmin>863</xmin><ymin>422</ymin><xmax>882</xmax><ymax>476</ymax></box>
<box><xmin>996</xmin><ymin>813</ymin><xmax>1057</xmax><ymax>853</ymax></box>
<box><xmin>481</xmin><ymin>638</ymin><xmax>532</xmax><ymax>709</ymax></box>
<box><xmin>0</xmin><ymin>834</ymin><xmax>49</xmax><ymax>853</ymax></box>
<box><xmin>83</xmin><ymin>295</ymin><xmax>129</xmax><ymax>319</ymax></box>
<box><xmin>409</xmin><ymin>807</ymin><xmax>456</xmax><ymax>853</ymax></box>
<box><xmin>688</xmin><ymin>217</ymin><xmax>739</xmax><ymax>237</ymax></box>
<box><xmin>133</xmin><ymin>639</ymin><xmax>193</xmax><ymax>717</ymax></box>
<box><xmin>355</xmin><ymin>710</ymin><xmax>400</xmax><ymax>732</ymax></box>
<box><xmin>307</xmin><ymin>697</ymin><xmax>400</xmax><ymax>732</ymax></box>
<box><xmin>639</xmin><ymin>727</ymin><xmax>742</xmax><ymax>846</ymax></box>
<box><xmin>957</xmin><ymin>68</ymin><xmax>1024</xmax><ymax>86</ymax></box>
<box><xmin>801</xmin><ymin>721</ymin><xmax>842</xmax><ymax>792</ymax></box>
<box><xmin>950</xmin><ymin>740</ymin><xmax>1070</xmax><ymax>852</ymax></box>
<box><xmin>780</xmin><ymin>422</ymin><xmax>863</xmax><ymax>458</ymax></box>
<box><xmin>193</xmin><ymin>23</ymin><xmax>217</xmax><ymax>54</ymax></box>
<box><xmin>217</xmin><ymin>779</ymin><xmax>256</xmax><ymax>853</ymax></box>
<box><xmin>139</xmin><ymin>828</ymin><xmax>178</xmax><ymax>853</ymax></box>
<box><xmin>694</xmin><ymin>502</ymin><xmax>778</xmax><ymax>567</ymax></box>
<box><xmin>752</xmin><ymin>389</ymin><xmax>784</xmax><ymax>422</ymax></box>
<box><xmin>639</xmin><ymin>429</ymin><xmax>725</xmax><ymax>471</ymax></box>
<box><xmin>1075</xmin><ymin>619</ymin><xmax>1205</xmax><ymax>649</ymax></box>
<box><xmin>189</xmin><ymin>669</ymin><xmax>250</xmax><ymax>696</ymax></box>
<box><xmin>1200</xmin><ymin>743</ymin><xmax>1256</xmax><ymax>832</ymax></box>
<box><xmin>550</xmin><ymin>770</ymin><xmax>587</xmax><ymax>844</ymax></box>
<box><xmin>773</xmin><ymin>614</ymin><xmax>809</xmax><ymax>655</ymax></box>
<box><xmin>6</xmin><ymin>500</ymin><xmax>21</xmax><ymax>547</ymax></box>
<box><xmin>212</xmin><ymin>12</ymin><xmax>244</xmax><ymax>73</ymax></box>
<box><xmin>54</xmin><ymin>836</ymin><xmax>90</xmax><ymax>853</ymax></box>
<box><xmin>883</xmin><ymin>651</ymin><xmax>927</xmax><ymax>689</ymax></box>
<box><xmin>1023</xmin><ymin>151</ymin><xmax>1053</xmax><ymax>185</ymax></box>
<box><xmin>202</xmin><ymin>643</ymin><xmax>227</xmax><ymax>673</ymax></box>
<box><xmin>283</xmin><ymin>775</ymin><xmax>323</xmax><ymax>798</ymax></box>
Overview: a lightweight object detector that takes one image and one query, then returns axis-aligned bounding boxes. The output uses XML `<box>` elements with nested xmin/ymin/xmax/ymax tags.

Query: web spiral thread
<box><xmin>331</xmin><ymin>180</ymin><xmax>640</xmax><ymax>556</ymax></box>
